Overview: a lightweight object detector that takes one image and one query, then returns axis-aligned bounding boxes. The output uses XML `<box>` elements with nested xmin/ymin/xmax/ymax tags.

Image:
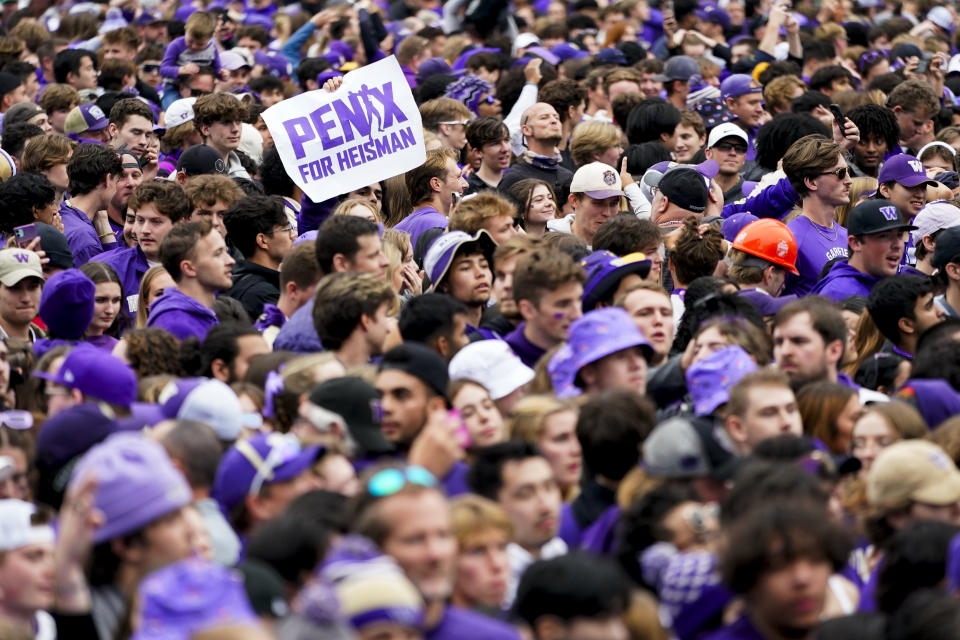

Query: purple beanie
<box><xmin>38</xmin><ymin>268</ymin><xmax>95</xmax><ymax>339</ymax></box>
<box><xmin>444</xmin><ymin>75</ymin><xmax>493</xmax><ymax>115</ymax></box>
<box><xmin>70</xmin><ymin>432</ymin><xmax>190</xmax><ymax>543</ymax></box>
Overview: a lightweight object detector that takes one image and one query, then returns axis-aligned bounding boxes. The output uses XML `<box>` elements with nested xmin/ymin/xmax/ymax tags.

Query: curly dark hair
<box><xmin>123</xmin><ymin>328</ymin><xmax>185</xmax><ymax>379</ymax></box>
<box><xmin>847</xmin><ymin>103</ymin><xmax>900</xmax><ymax>157</ymax></box>
<box><xmin>755</xmin><ymin>114</ymin><xmax>831</xmax><ymax>172</ymax></box>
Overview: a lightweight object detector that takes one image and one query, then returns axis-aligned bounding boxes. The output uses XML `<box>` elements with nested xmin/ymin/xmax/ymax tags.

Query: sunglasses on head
<box><xmin>367</xmin><ymin>466</ymin><xmax>436</xmax><ymax>497</ymax></box>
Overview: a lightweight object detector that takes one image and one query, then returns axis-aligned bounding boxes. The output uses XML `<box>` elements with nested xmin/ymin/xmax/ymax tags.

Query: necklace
<box><xmin>805</xmin><ymin>216</ymin><xmax>838</xmax><ymax>242</ymax></box>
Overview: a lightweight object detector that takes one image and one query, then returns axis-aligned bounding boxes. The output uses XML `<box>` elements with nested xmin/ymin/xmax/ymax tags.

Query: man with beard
<box><xmin>498</xmin><ymin>103</ymin><xmax>574</xmax><ymax>207</ymax></box>
<box><xmin>772</xmin><ymin>297</ymin><xmax>855</xmax><ymax>393</ymax></box>
<box><xmin>350</xmin><ymin>460</ymin><xmax>521</xmax><ymax>639</ymax></box>
<box><xmin>467</xmin><ymin>442</ymin><xmax>566</xmax><ymax>608</ymax></box>
<box><xmin>106</xmin><ymin>151</ymin><xmax>143</xmax><ymax>246</ymax></box>
<box><xmin>489</xmin><ymin>236</ymin><xmax>539</xmax><ymax>334</ymax></box>
<box><xmin>423</xmin><ymin>230</ymin><xmax>497</xmax><ymax>338</ymax></box>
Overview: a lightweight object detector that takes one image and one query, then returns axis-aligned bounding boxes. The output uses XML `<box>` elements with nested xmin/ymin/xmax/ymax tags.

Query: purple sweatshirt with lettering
<box><xmin>811</xmin><ymin>260</ymin><xmax>880</xmax><ymax>301</ymax></box>
<box><xmin>783</xmin><ymin>216</ymin><xmax>849</xmax><ymax>297</ymax></box>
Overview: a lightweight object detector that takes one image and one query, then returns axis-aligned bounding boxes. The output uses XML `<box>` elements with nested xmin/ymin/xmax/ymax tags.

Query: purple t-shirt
<box><xmin>784</xmin><ymin>215</ymin><xmax>848</xmax><ymax>297</ymax></box>
<box><xmin>393</xmin><ymin>205</ymin><xmax>447</xmax><ymax>249</ymax></box>
<box><xmin>504</xmin><ymin>323</ymin><xmax>546</xmax><ymax>369</ymax></box>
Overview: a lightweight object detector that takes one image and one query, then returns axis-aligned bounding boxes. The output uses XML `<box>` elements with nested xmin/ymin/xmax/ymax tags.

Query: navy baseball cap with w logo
<box><xmin>847</xmin><ymin>199</ymin><xmax>918</xmax><ymax>236</ymax></box>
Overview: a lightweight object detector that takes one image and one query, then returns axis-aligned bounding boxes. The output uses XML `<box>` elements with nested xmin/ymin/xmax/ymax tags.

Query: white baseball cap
<box><xmin>0</xmin><ymin>500</ymin><xmax>54</xmax><ymax>551</ymax></box>
<box><xmin>707</xmin><ymin>122</ymin><xmax>749</xmax><ymax>148</ymax></box>
<box><xmin>913</xmin><ymin>200</ymin><xmax>960</xmax><ymax>243</ymax></box>
<box><xmin>165</xmin><ymin>97</ymin><xmax>197</xmax><ymax>128</ymax></box>
<box><xmin>569</xmin><ymin>161</ymin><xmax>624</xmax><ymax>199</ymax></box>
<box><xmin>449</xmin><ymin>340</ymin><xmax>534</xmax><ymax>400</ymax></box>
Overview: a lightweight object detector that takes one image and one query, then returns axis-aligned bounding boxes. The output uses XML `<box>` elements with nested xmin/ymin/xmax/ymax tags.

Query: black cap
<box><xmin>658</xmin><ymin>167</ymin><xmax>710</xmax><ymax>215</ymax></box>
<box><xmin>933</xmin><ymin>225</ymin><xmax>960</xmax><ymax>269</ymax></box>
<box><xmin>36</xmin><ymin>222</ymin><xmax>74</xmax><ymax>271</ymax></box>
<box><xmin>308</xmin><ymin>376</ymin><xmax>394</xmax><ymax>457</ymax></box>
<box><xmin>0</xmin><ymin>72</ymin><xmax>20</xmax><ymax>99</ymax></box>
<box><xmin>847</xmin><ymin>199</ymin><xmax>917</xmax><ymax>236</ymax></box>
<box><xmin>176</xmin><ymin>144</ymin><xmax>226</xmax><ymax>176</ymax></box>
<box><xmin>379</xmin><ymin>343</ymin><xmax>449</xmax><ymax>398</ymax></box>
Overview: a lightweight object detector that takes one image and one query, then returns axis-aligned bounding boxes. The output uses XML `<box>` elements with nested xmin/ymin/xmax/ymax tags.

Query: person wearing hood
<box><xmin>813</xmin><ymin>200</ymin><xmax>916</xmax><ymax>302</ymax></box>
<box><xmin>147</xmin><ymin>220</ymin><xmax>234</xmax><ymax>340</ymax></box>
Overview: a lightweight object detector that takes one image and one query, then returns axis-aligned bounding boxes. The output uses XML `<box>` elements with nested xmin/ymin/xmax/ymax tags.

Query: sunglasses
<box><xmin>367</xmin><ymin>466</ymin><xmax>436</xmax><ymax>497</ymax></box>
<box><xmin>820</xmin><ymin>167</ymin><xmax>849</xmax><ymax>180</ymax></box>
<box><xmin>140</xmin><ymin>63</ymin><xmax>161</xmax><ymax>74</ymax></box>
<box><xmin>713</xmin><ymin>141</ymin><xmax>748</xmax><ymax>154</ymax></box>
<box><xmin>438</xmin><ymin>119</ymin><xmax>471</xmax><ymax>127</ymax></box>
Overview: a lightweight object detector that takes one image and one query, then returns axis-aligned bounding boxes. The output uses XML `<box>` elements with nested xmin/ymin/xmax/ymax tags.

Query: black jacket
<box><xmin>223</xmin><ymin>260</ymin><xmax>280</xmax><ymax>320</ymax></box>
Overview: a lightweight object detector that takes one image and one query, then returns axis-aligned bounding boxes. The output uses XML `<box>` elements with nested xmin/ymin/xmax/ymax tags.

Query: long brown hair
<box><xmin>796</xmin><ymin>381</ymin><xmax>858</xmax><ymax>454</ymax></box>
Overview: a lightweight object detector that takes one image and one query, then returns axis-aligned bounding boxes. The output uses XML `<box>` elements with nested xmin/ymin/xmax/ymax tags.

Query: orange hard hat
<box><xmin>731</xmin><ymin>218</ymin><xmax>799</xmax><ymax>275</ymax></box>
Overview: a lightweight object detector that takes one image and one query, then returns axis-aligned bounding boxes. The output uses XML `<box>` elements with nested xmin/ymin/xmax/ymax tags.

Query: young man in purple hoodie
<box><xmin>147</xmin><ymin>219</ymin><xmax>234</xmax><ymax>340</ymax></box>
<box><xmin>394</xmin><ymin>148</ymin><xmax>466</xmax><ymax>248</ymax></box>
<box><xmin>813</xmin><ymin>200</ymin><xmax>916</xmax><ymax>302</ymax></box>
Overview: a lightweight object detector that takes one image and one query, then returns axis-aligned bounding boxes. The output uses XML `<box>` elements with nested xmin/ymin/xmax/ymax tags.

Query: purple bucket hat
<box><xmin>451</xmin><ymin>46</ymin><xmax>501</xmax><ymax>71</ymax></box>
<box><xmin>133</xmin><ymin>558</ymin><xmax>258</xmax><ymax>640</ymax></box>
<box><xmin>255</xmin><ymin>50</ymin><xmax>293</xmax><ymax>78</ymax></box>
<box><xmin>70</xmin><ymin>432</ymin><xmax>191</xmax><ymax>543</ymax></box>
<box><xmin>580</xmin><ymin>250</ymin><xmax>652</xmax><ymax>312</ymax></box>
<box><xmin>551</xmin><ymin>43</ymin><xmax>591</xmax><ymax>61</ymax></box>
<box><xmin>877</xmin><ymin>153</ymin><xmax>938</xmax><ymax>188</ymax></box>
<box><xmin>34</xmin><ymin>344</ymin><xmax>137</xmax><ymax>407</ymax></box>
<box><xmin>548</xmin><ymin>307</ymin><xmax>652</xmax><ymax>398</ymax></box>
<box><xmin>685</xmin><ymin>345</ymin><xmax>758</xmax><ymax>416</ymax></box>
<box><xmin>211</xmin><ymin>433</ymin><xmax>321</xmax><ymax>514</ymax></box>
<box><xmin>423</xmin><ymin>230</ymin><xmax>497</xmax><ymax>290</ymax></box>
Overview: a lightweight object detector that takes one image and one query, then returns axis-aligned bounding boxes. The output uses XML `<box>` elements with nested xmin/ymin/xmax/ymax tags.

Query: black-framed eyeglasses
<box><xmin>713</xmin><ymin>141</ymin><xmax>748</xmax><ymax>154</ymax></box>
<box><xmin>820</xmin><ymin>167</ymin><xmax>849</xmax><ymax>180</ymax></box>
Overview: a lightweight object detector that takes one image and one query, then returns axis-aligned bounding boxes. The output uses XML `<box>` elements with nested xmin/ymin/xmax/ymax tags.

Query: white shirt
<box><xmin>504</xmin><ymin>537</ymin><xmax>568</xmax><ymax>608</ymax></box>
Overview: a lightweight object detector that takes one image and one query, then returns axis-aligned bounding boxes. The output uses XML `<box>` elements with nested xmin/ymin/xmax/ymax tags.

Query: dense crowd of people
<box><xmin>3</xmin><ymin>0</ymin><xmax>960</xmax><ymax>638</ymax></box>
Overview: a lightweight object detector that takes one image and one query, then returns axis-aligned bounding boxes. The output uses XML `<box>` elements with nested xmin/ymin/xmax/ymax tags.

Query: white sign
<box><xmin>262</xmin><ymin>55</ymin><xmax>425</xmax><ymax>203</ymax></box>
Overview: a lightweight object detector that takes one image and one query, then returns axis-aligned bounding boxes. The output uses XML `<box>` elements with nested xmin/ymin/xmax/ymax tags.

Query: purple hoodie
<box><xmin>811</xmin><ymin>260</ymin><xmax>880</xmax><ymax>302</ymax></box>
<box><xmin>504</xmin><ymin>323</ymin><xmax>545</xmax><ymax>369</ymax></box>
<box><xmin>426</xmin><ymin>605</ymin><xmax>521</xmax><ymax>640</ymax></box>
<box><xmin>146</xmin><ymin>288</ymin><xmax>219</xmax><ymax>340</ymax></box>
<box><xmin>393</xmin><ymin>205</ymin><xmax>447</xmax><ymax>249</ymax></box>
<box><xmin>93</xmin><ymin>245</ymin><xmax>151</xmax><ymax>326</ymax></box>
<box><xmin>60</xmin><ymin>200</ymin><xmax>117</xmax><ymax>266</ymax></box>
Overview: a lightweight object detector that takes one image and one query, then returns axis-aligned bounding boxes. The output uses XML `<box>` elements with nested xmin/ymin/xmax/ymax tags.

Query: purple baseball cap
<box><xmin>211</xmin><ymin>433</ymin><xmax>321</xmax><ymax>514</ymax></box>
<box><xmin>877</xmin><ymin>153</ymin><xmax>938</xmax><ymax>188</ymax></box>
<box><xmin>255</xmin><ymin>50</ymin><xmax>293</xmax><ymax>78</ymax></box>
<box><xmin>173</xmin><ymin>4</ymin><xmax>197</xmax><ymax>21</ymax></box>
<box><xmin>551</xmin><ymin>43</ymin><xmax>591</xmax><ymax>61</ymax></box>
<box><xmin>423</xmin><ymin>230</ymin><xmax>497</xmax><ymax>290</ymax></box>
<box><xmin>159</xmin><ymin>378</ymin><xmax>244</xmax><ymax>441</ymax></box>
<box><xmin>133</xmin><ymin>558</ymin><xmax>258</xmax><ymax>640</ymax></box>
<box><xmin>695</xmin><ymin>4</ymin><xmax>731</xmax><ymax>30</ymax></box>
<box><xmin>686</xmin><ymin>345</ymin><xmax>758</xmax><ymax>416</ymax></box>
<box><xmin>525</xmin><ymin>46</ymin><xmax>560</xmax><ymax>66</ymax></box>
<box><xmin>897</xmin><ymin>378</ymin><xmax>960</xmax><ymax>429</ymax></box>
<box><xmin>316</xmin><ymin>69</ymin><xmax>343</xmax><ymax>86</ymax></box>
<box><xmin>417</xmin><ymin>57</ymin><xmax>457</xmax><ymax>81</ymax></box>
<box><xmin>720</xmin><ymin>73</ymin><xmax>762</xmax><ymax>101</ymax></box>
<box><xmin>37</xmin><ymin>269</ymin><xmax>95</xmax><ymax>340</ymax></box>
<box><xmin>63</xmin><ymin>103</ymin><xmax>109</xmax><ymax>136</ymax></box>
<box><xmin>580</xmin><ymin>251</ymin><xmax>652</xmax><ymax>312</ymax></box>
<box><xmin>737</xmin><ymin>288</ymin><xmax>797</xmax><ymax>317</ymax></box>
<box><xmin>34</xmin><ymin>345</ymin><xmax>137</xmax><ymax>407</ymax></box>
<box><xmin>452</xmin><ymin>47</ymin><xmax>501</xmax><ymax>71</ymax></box>
<box><xmin>327</xmin><ymin>40</ymin><xmax>355</xmax><ymax>64</ymax></box>
<box><xmin>548</xmin><ymin>307</ymin><xmax>652</xmax><ymax>398</ymax></box>
<box><xmin>136</xmin><ymin>8</ymin><xmax>166</xmax><ymax>25</ymax></box>
<box><xmin>70</xmin><ymin>432</ymin><xmax>191</xmax><ymax>543</ymax></box>
<box><xmin>721</xmin><ymin>212</ymin><xmax>758</xmax><ymax>241</ymax></box>
<box><xmin>595</xmin><ymin>47</ymin><xmax>628</xmax><ymax>66</ymax></box>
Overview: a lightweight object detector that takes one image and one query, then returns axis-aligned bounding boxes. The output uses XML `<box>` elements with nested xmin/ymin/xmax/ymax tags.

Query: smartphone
<box><xmin>917</xmin><ymin>53</ymin><xmax>932</xmax><ymax>73</ymax></box>
<box><xmin>448</xmin><ymin>409</ymin><xmax>472</xmax><ymax>449</ymax></box>
<box><xmin>829</xmin><ymin>104</ymin><xmax>845</xmax><ymax>131</ymax></box>
<box><xmin>13</xmin><ymin>224</ymin><xmax>37</xmax><ymax>249</ymax></box>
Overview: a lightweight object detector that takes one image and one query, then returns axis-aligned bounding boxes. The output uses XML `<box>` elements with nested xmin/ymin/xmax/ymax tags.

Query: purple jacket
<box><xmin>273</xmin><ymin>299</ymin><xmax>324</xmax><ymax>353</ymax></box>
<box><xmin>160</xmin><ymin>36</ymin><xmax>221</xmax><ymax>80</ymax></box>
<box><xmin>811</xmin><ymin>260</ymin><xmax>879</xmax><ymax>302</ymax></box>
<box><xmin>146</xmin><ymin>288</ymin><xmax>219</xmax><ymax>340</ymax></box>
<box><xmin>426</xmin><ymin>605</ymin><xmax>521</xmax><ymax>640</ymax></box>
<box><xmin>60</xmin><ymin>200</ymin><xmax>116</xmax><ymax>266</ymax></box>
<box><xmin>702</xmin><ymin>615</ymin><xmax>766</xmax><ymax>640</ymax></box>
<box><xmin>504</xmin><ymin>323</ymin><xmax>545</xmax><ymax>369</ymax></box>
<box><xmin>93</xmin><ymin>246</ymin><xmax>150</xmax><ymax>326</ymax></box>
<box><xmin>393</xmin><ymin>206</ymin><xmax>447</xmax><ymax>249</ymax></box>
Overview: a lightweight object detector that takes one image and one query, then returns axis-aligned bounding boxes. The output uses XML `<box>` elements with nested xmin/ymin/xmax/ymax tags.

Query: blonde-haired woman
<box><xmin>506</xmin><ymin>394</ymin><xmax>582</xmax><ymax>499</ymax></box>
